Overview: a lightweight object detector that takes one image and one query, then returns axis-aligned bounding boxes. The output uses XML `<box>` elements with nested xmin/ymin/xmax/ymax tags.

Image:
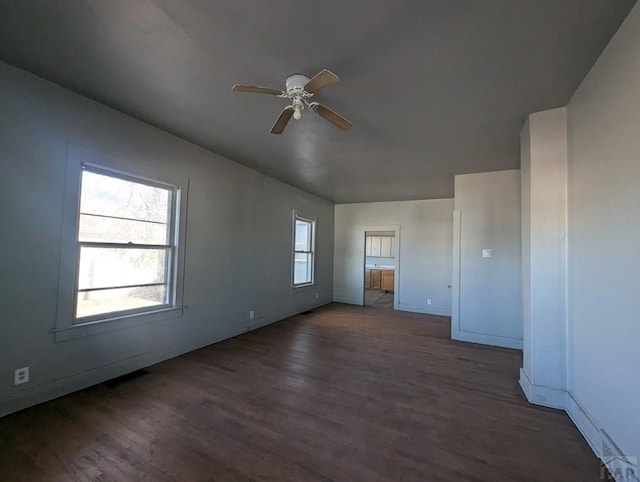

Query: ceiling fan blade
<box><xmin>271</xmin><ymin>107</ymin><xmax>295</xmax><ymax>134</ymax></box>
<box><xmin>304</xmin><ymin>69</ymin><xmax>339</xmax><ymax>94</ymax></box>
<box><xmin>231</xmin><ymin>84</ymin><xmax>284</xmax><ymax>96</ymax></box>
<box><xmin>313</xmin><ymin>104</ymin><xmax>352</xmax><ymax>131</ymax></box>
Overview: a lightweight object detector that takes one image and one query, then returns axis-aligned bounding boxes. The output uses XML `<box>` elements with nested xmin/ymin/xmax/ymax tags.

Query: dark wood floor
<box><xmin>364</xmin><ymin>289</ymin><xmax>394</xmax><ymax>308</ymax></box>
<box><xmin>0</xmin><ymin>304</ymin><xmax>600</xmax><ymax>481</ymax></box>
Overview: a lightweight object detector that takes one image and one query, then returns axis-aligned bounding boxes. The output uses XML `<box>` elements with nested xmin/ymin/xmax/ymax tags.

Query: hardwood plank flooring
<box><xmin>0</xmin><ymin>304</ymin><xmax>601</xmax><ymax>481</ymax></box>
<box><xmin>364</xmin><ymin>289</ymin><xmax>394</xmax><ymax>309</ymax></box>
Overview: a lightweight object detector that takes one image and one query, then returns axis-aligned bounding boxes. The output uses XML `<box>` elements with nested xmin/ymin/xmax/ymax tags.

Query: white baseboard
<box><xmin>332</xmin><ymin>295</ymin><xmax>362</xmax><ymax>305</ymax></box>
<box><xmin>566</xmin><ymin>392</ymin><xmax>602</xmax><ymax>457</ymax></box>
<box><xmin>0</xmin><ymin>331</ymin><xmax>221</xmax><ymax>418</ymax></box>
<box><xmin>250</xmin><ymin>300</ymin><xmax>332</xmax><ymax>330</ymax></box>
<box><xmin>517</xmin><ymin>369</ymin><xmax>602</xmax><ymax>457</ymax></box>
<box><xmin>517</xmin><ymin>369</ymin><xmax>636</xmax><ymax>480</ymax></box>
<box><xmin>518</xmin><ymin>368</ymin><xmax>567</xmax><ymax>409</ymax></box>
<box><xmin>453</xmin><ymin>330</ymin><xmax>523</xmax><ymax>350</ymax></box>
<box><xmin>0</xmin><ymin>302</ymin><xmax>329</xmax><ymax>419</ymax></box>
<box><xmin>396</xmin><ymin>303</ymin><xmax>451</xmax><ymax>317</ymax></box>
<box><xmin>331</xmin><ymin>296</ymin><xmax>453</xmax><ymax>317</ymax></box>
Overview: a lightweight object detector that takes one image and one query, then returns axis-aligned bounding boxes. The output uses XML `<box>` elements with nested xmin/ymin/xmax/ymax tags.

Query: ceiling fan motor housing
<box><xmin>285</xmin><ymin>74</ymin><xmax>311</xmax><ymax>96</ymax></box>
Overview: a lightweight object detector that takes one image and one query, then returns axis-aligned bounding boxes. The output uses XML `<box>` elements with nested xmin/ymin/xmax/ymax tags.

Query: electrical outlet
<box><xmin>14</xmin><ymin>367</ymin><xmax>29</xmax><ymax>385</ymax></box>
<box><xmin>249</xmin><ymin>310</ymin><xmax>254</xmax><ymax>319</ymax></box>
<box><xmin>427</xmin><ymin>298</ymin><xmax>432</xmax><ymax>305</ymax></box>
<box><xmin>315</xmin><ymin>292</ymin><xmax>319</xmax><ymax>299</ymax></box>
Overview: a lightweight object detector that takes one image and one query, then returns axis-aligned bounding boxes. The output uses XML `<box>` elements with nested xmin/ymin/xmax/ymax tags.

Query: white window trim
<box><xmin>292</xmin><ymin>211</ymin><xmax>316</xmax><ymax>289</ymax></box>
<box><xmin>53</xmin><ymin>145</ymin><xmax>189</xmax><ymax>342</ymax></box>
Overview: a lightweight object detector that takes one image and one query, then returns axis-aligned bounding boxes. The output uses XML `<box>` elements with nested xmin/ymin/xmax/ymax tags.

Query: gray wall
<box><xmin>334</xmin><ymin>200</ymin><xmax>453</xmax><ymax>316</ymax></box>
<box><xmin>452</xmin><ymin>170</ymin><xmax>523</xmax><ymax>349</ymax></box>
<box><xmin>566</xmin><ymin>2</ymin><xmax>640</xmax><ymax>460</ymax></box>
<box><xmin>0</xmin><ymin>62</ymin><xmax>334</xmax><ymax>416</ymax></box>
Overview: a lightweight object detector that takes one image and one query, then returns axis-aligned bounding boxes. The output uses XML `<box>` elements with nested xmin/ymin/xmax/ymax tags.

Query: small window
<box><xmin>74</xmin><ymin>166</ymin><xmax>177</xmax><ymax>321</ymax></box>
<box><xmin>293</xmin><ymin>215</ymin><xmax>315</xmax><ymax>287</ymax></box>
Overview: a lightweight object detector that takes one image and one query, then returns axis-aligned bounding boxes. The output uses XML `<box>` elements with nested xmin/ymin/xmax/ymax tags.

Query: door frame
<box><xmin>451</xmin><ymin>210</ymin><xmax>462</xmax><ymax>340</ymax></box>
<box><xmin>360</xmin><ymin>225</ymin><xmax>400</xmax><ymax>309</ymax></box>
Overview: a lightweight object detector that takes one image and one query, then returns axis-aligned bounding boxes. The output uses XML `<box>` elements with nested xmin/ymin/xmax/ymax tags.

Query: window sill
<box><xmin>52</xmin><ymin>306</ymin><xmax>186</xmax><ymax>343</ymax></box>
<box><xmin>292</xmin><ymin>283</ymin><xmax>315</xmax><ymax>292</ymax></box>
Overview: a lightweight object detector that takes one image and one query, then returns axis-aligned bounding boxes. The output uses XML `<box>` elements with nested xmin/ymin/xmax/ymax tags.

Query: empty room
<box><xmin>1</xmin><ymin>1</ymin><xmax>639</xmax><ymax>481</ymax></box>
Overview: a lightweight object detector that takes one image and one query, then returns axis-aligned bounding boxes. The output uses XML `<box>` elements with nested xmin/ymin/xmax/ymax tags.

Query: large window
<box><xmin>293</xmin><ymin>215</ymin><xmax>315</xmax><ymax>287</ymax></box>
<box><xmin>55</xmin><ymin>146</ymin><xmax>188</xmax><ymax>341</ymax></box>
<box><xmin>75</xmin><ymin>166</ymin><xmax>176</xmax><ymax>321</ymax></box>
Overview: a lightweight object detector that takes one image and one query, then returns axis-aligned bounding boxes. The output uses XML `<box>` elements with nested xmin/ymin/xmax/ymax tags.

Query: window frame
<box><xmin>292</xmin><ymin>212</ymin><xmax>316</xmax><ymax>289</ymax></box>
<box><xmin>54</xmin><ymin>145</ymin><xmax>189</xmax><ymax>342</ymax></box>
<box><xmin>74</xmin><ymin>164</ymin><xmax>177</xmax><ymax>323</ymax></box>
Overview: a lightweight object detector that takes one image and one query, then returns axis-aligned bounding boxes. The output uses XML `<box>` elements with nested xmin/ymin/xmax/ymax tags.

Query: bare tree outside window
<box><xmin>75</xmin><ymin>168</ymin><xmax>176</xmax><ymax>320</ymax></box>
<box><xmin>293</xmin><ymin>216</ymin><xmax>315</xmax><ymax>286</ymax></box>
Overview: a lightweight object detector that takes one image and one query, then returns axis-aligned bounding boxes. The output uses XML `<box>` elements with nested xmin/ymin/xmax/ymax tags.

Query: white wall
<box><xmin>519</xmin><ymin>108</ymin><xmax>568</xmax><ymax>409</ymax></box>
<box><xmin>0</xmin><ymin>62</ymin><xmax>334</xmax><ymax>416</ymax></box>
<box><xmin>334</xmin><ymin>199</ymin><xmax>453</xmax><ymax>316</ymax></box>
<box><xmin>565</xmin><ymin>2</ymin><xmax>640</xmax><ymax>461</ymax></box>
<box><xmin>452</xmin><ymin>170</ymin><xmax>523</xmax><ymax>349</ymax></box>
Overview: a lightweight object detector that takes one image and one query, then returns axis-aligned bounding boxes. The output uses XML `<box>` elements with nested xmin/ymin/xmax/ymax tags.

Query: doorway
<box><xmin>364</xmin><ymin>230</ymin><xmax>397</xmax><ymax>309</ymax></box>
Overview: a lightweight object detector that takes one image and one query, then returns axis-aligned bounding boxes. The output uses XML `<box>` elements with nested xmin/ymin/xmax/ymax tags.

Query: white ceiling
<box><xmin>0</xmin><ymin>0</ymin><xmax>635</xmax><ymax>202</ymax></box>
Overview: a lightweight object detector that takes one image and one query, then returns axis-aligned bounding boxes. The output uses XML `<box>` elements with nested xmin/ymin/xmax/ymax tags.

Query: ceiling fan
<box><xmin>231</xmin><ymin>69</ymin><xmax>352</xmax><ymax>134</ymax></box>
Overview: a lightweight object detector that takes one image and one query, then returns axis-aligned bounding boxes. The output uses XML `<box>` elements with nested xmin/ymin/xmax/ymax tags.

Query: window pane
<box><xmin>295</xmin><ymin>219</ymin><xmax>311</xmax><ymax>251</ymax></box>
<box><xmin>294</xmin><ymin>252</ymin><xmax>312</xmax><ymax>285</ymax></box>
<box><xmin>78</xmin><ymin>213</ymin><xmax>169</xmax><ymax>244</ymax></box>
<box><xmin>80</xmin><ymin>170</ymin><xmax>171</xmax><ymax>223</ymax></box>
<box><xmin>76</xmin><ymin>285</ymin><xmax>167</xmax><ymax>319</ymax></box>
<box><xmin>78</xmin><ymin>247</ymin><xmax>167</xmax><ymax>290</ymax></box>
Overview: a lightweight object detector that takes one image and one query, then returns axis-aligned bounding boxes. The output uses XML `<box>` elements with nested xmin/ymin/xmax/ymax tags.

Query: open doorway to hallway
<box><xmin>364</xmin><ymin>230</ymin><xmax>396</xmax><ymax>309</ymax></box>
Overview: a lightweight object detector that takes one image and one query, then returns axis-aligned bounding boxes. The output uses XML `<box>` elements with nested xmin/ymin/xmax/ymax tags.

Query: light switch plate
<box><xmin>482</xmin><ymin>249</ymin><xmax>493</xmax><ymax>258</ymax></box>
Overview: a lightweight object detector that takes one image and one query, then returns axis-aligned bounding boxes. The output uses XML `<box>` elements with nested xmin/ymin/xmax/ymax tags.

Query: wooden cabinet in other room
<box><xmin>370</xmin><ymin>269</ymin><xmax>381</xmax><ymax>290</ymax></box>
<box><xmin>381</xmin><ymin>270</ymin><xmax>395</xmax><ymax>292</ymax></box>
<box><xmin>380</xmin><ymin>236</ymin><xmax>393</xmax><ymax>257</ymax></box>
<box><xmin>366</xmin><ymin>236</ymin><xmax>382</xmax><ymax>256</ymax></box>
<box><xmin>366</xmin><ymin>235</ymin><xmax>394</xmax><ymax>257</ymax></box>
<box><xmin>365</xmin><ymin>268</ymin><xmax>394</xmax><ymax>292</ymax></box>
